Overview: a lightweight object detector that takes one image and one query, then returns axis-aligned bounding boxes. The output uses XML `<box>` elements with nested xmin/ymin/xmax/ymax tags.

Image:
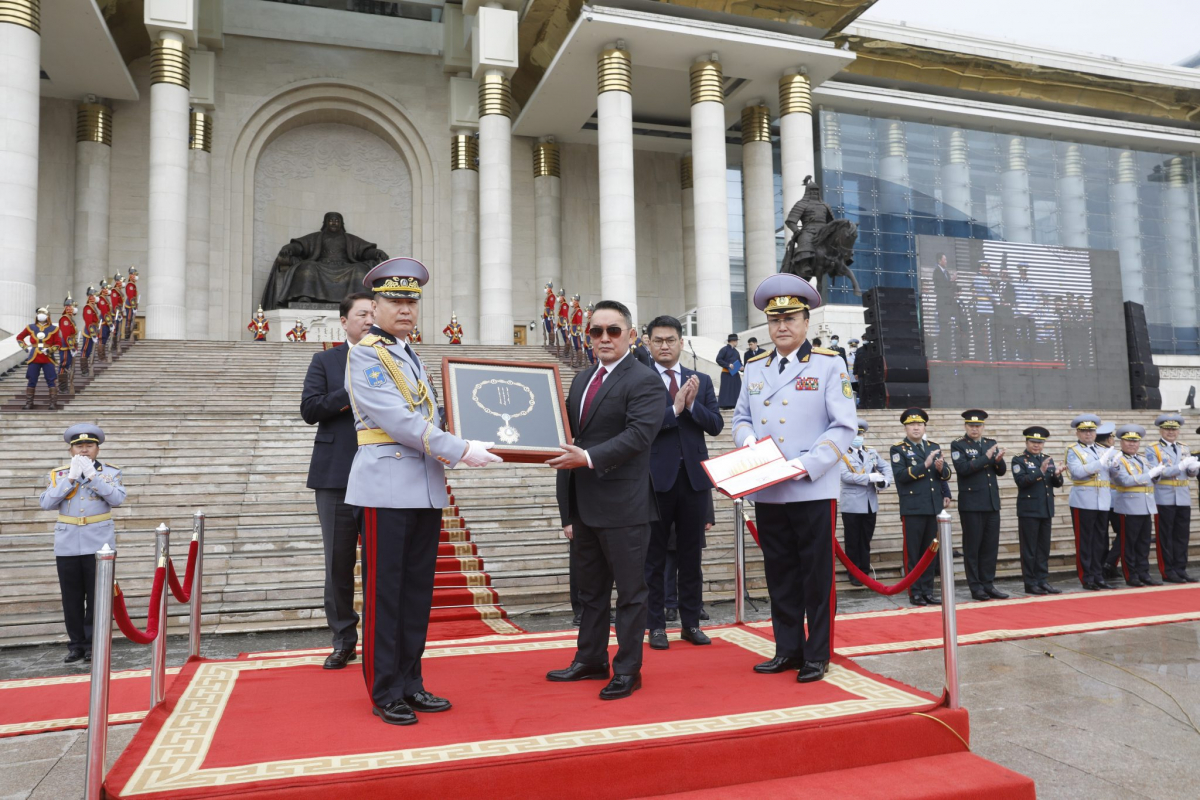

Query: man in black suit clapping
<box><xmin>643</xmin><ymin>315</ymin><xmax>723</xmax><ymax>650</ymax></box>
<box><xmin>547</xmin><ymin>300</ymin><xmax>663</xmax><ymax>700</ymax></box>
<box><xmin>301</xmin><ymin>292</ymin><xmax>374</xmax><ymax>670</ymax></box>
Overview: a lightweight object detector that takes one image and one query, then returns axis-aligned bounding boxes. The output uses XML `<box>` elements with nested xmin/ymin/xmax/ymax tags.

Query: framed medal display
<box><xmin>441</xmin><ymin>357</ymin><xmax>572</xmax><ymax>463</ymax></box>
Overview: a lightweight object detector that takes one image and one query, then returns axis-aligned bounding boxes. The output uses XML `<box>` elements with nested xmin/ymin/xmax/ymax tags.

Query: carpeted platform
<box><xmin>104</xmin><ymin>625</ymin><xmax>1001</xmax><ymax>799</ymax></box>
<box><xmin>0</xmin><ymin>667</ymin><xmax>180</xmax><ymax>737</ymax></box>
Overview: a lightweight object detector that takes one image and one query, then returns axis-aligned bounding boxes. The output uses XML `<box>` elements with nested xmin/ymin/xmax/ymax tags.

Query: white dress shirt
<box><xmin>654</xmin><ymin>360</ymin><xmax>693</xmax><ymax>414</ymax></box>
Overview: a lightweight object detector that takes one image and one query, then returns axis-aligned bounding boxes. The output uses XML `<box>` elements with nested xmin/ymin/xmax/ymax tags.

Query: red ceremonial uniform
<box><xmin>82</xmin><ymin>301</ymin><xmax>100</xmax><ymax>338</ymax></box>
<box><xmin>109</xmin><ymin>286</ymin><xmax>122</xmax><ymax>315</ymax></box>
<box><xmin>58</xmin><ymin>313</ymin><xmax>77</xmax><ymax>347</ymax></box>
<box><xmin>543</xmin><ymin>289</ymin><xmax>556</xmax><ymax>319</ymax></box>
<box><xmin>125</xmin><ymin>279</ymin><xmax>138</xmax><ymax>310</ymax></box>
<box><xmin>557</xmin><ymin>298</ymin><xmax>569</xmax><ymax>326</ymax></box>
<box><xmin>17</xmin><ymin>323</ymin><xmax>62</xmax><ymax>364</ymax></box>
<box><xmin>97</xmin><ymin>294</ymin><xmax>111</xmax><ymax>325</ymax></box>
<box><xmin>248</xmin><ymin>317</ymin><xmax>269</xmax><ymax>341</ymax></box>
<box><xmin>286</xmin><ymin>325</ymin><xmax>307</xmax><ymax>342</ymax></box>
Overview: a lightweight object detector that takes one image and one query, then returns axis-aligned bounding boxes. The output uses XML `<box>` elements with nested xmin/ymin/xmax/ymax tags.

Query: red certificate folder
<box><xmin>702</xmin><ymin>438</ymin><xmax>804</xmax><ymax>499</ymax></box>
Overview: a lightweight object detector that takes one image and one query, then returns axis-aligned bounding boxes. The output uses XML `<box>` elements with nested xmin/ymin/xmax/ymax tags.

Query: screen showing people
<box><xmin>919</xmin><ymin>237</ymin><xmax>1097</xmax><ymax>369</ymax></box>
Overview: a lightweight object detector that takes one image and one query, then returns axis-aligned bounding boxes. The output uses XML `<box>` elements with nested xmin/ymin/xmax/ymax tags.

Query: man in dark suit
<box><xmin>931</xmin><ymin>252</ymin><xmax>956</xmax><ymax>361</ymax></box>
<box><xmin>300</xmin><ymin>291</ymin><xmax>374</xmax><ymax>670</ymax></box>
<box><xmin>642</xmin><ymin>315</ymin><xmax>723</xmax><ymax>650</ymax></box>
<box><xmin>547</xmin><ymin>299</ymin><xmax>663</xmax><ymax>700</ymax></box>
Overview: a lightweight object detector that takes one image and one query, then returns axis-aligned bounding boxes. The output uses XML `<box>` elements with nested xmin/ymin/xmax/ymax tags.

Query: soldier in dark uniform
<box><xmin>951</xmin><ymin>410</ymin><xmax>1009</xmax><ymax>601</ymax></box>
<box><xmin>891</xmin><ymin>408</ymin><xmax>951</xmax><ymax>606</ymax></box>
<box><xmin>715</xmin><ymin>333</ymin><xmax>742</xmax><ymax>409</ymax></box>
<box><xmin>1011</xmin><ymin>426</ymin><xmax>1065</xmax><ymax>595</ymax></box>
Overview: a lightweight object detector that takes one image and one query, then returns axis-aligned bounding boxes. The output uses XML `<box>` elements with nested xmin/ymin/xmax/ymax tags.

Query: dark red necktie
<box><xmin>580</xmin><ymin>366</ymin><xmax>607</xmax><ymax>426</ymax></box>
<box><xmin>667</xmin><ymin>368</ymin><xmax>679</xmax><ymax>400</ymax></box>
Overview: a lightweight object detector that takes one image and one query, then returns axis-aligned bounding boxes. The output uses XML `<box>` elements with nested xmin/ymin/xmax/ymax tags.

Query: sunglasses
<box><xmin>589</xmin><ymin>325</ymin><xmax>627</xmax><ymax>340</ymax></box>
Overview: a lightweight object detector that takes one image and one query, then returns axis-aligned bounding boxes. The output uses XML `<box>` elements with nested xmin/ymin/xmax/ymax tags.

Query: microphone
<box><xmin>688</xmin><ymin>338</ymin><xmax>698</xmax><ymax>371</ymax></box>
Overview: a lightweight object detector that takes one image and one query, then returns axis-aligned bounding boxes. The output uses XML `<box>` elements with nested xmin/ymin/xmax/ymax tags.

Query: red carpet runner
<box><xmin>104</xmin><ymin>625</ymin><xmax>1033</xmax><ymax>799</ymax></box>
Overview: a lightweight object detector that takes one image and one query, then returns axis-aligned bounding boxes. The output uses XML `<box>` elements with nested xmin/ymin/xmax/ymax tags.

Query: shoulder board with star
<box><xmin>53</xmin><ymin>464</ymin><xmax>71</xmax><ymax>477</ymax></box>
<box><xmin>811</xmin><ymin>347</ymin><xmax>839</xmax><ymax>356</ymax></box>
<box><xmin>360</xmin><ymin>333</ymin><xmax>397</xmax><ymax>347</ymax></box>
<box><xmin>100</xmin><ymin>462</ymin><xmax>118</xmax><ymax>471</ymax></box>
<box><xmin>747</xmin><ymin>350</ymin><xmax>771</xmax><ymax>364</ymax></box>
<box><xmin>927</xmin><ymin>440</ymin><xmax>940</xmax><ymax>448</ymax></box>
<box><xmin>893</xmin><ymin>440</ymin><xmax>907</xmax><ymax>447</ymax></box>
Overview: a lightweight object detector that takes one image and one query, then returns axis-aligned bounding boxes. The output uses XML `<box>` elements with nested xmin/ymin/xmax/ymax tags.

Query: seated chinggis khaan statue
<box><xmin>261</xmin><ymin>211</ymin><xmax>389</xmax><ymax>310</ymax></box>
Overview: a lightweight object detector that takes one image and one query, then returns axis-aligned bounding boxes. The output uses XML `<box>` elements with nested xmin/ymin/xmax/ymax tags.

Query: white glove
<box><xmin>1100</xmin><ymin>447</ymin><xmax>1117</xmax><ymax>467</ymax></box>
<box><xmin>868</xmin><ymin>472</ymin><xmax>887</xmax><ymax>486</ymax></box>
<box><xmin>67</xmin><ymin>456</ymin><xmax>83</xmax><ymax>482</ymax></box>
<box><xmin>788</xmin><ymin>457</ymin><xmax>807</xmax><ymax>480</ymax></box>
<box><xmin>1148</xmin><ymin>464</ymin><xmax>1165</xmax><ymax>479</ymax></box>
<box><xmin>461</xmin><ymin>440</ymin><xmax>502</xmax><ymax>467</ymax></box>
<box><xmin>1180</xmin><ymin>455</ymin><xmax>1199</xmax><ymax>474</ymax></box>
<box><xmin>740</xmin><ymin>432</ymin><xmax>760</xmax><ymax>450</ymax></box>
<box><xmin>81</xmin><ymin>457</ymin><xmax>97</xmax><ymax>480</ymax></box>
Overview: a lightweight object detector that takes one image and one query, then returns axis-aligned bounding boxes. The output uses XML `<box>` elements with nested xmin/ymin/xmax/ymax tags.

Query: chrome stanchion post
<box><xmin>150</xmin><ymin>523</ymin><xmax>170</xmax><ymax>707</ymax></box>
<box><xmin>734</xmin><ymin>498</ymin><xmax>746</xmax><ymax>624</ymax></box>
<box><xmin>84</xmin><ymin>544</ymin><xmax>116</xmax><ymax>800</ymax></box>
<box><xmin>188</xmin><ymin>511</ymin><xmax>205</xmax><ymax>659</ymax></box>
<box><xmin>937</xmin><ymin>510</ymin><xmax>960</xmax><ymax>710</ymax></box>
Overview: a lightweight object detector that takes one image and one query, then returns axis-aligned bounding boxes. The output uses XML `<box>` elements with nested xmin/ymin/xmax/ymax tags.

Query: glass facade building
<box><xmin>815</xmin><ymin>110</ymin><xmax>1200</xmax><ymax>355</ymax></box>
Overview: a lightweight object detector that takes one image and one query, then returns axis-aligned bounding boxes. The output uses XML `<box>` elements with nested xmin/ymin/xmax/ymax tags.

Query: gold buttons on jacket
<box><xmin>761</xmin><ymin>418</ymin><xmax>767</xmax><ymax>424</ymax></box>
<box><xmin>782</xmin><ymin>399</ymin><xmax>788</xmax><ymax>406</ymax></box>
<box><xmin>764</xmin><ymin>400</ymin><xmax>770</xmax><ymax>406</ymax></box>
<box><xmin>780</xmin><ymin>418</ymin><xmax>786</xmax><ymax>424</ymax></box>
<box><xmin>779</xmin><ymin>437</ymin><xmax>786</xmax><ymax>442</ymax></box>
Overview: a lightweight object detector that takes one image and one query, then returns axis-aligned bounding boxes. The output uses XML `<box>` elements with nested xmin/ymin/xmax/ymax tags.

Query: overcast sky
<box><xmin>859</xmin><ymin>0</ymin><xmax>1199</xmax><ymax>67</ymax></box>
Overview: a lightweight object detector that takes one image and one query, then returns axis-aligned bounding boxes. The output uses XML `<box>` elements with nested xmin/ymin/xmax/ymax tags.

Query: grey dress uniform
<box><xmin>1109</xmin><ymin>445</ymin><xmax>1158</xmax><ymax>586</ymax></box>
<box><xmin>838</xmin><ymin>442</ymin><xmax>893</xmax><ymax>582</ymax></box>
<box><xmin>1066</xmin><ymin>413</ymin><xmax>1113</xmax><ymax>589</ymax></box>
<box><xmin>39</xmin><ymin>441</ymin><xmax>126</xmax><ymax>657</ymax></box>
<box><xmin>1144</xmin><ymin>427</ymin><xmax>1197</xmax><ymax>582</ymax></box>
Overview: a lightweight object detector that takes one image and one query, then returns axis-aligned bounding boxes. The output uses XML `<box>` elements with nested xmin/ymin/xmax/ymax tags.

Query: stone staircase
<box><xmin>1</xmin><ymin>339</ymin><xmax>1196</xmax><ymax>648</ymax></box>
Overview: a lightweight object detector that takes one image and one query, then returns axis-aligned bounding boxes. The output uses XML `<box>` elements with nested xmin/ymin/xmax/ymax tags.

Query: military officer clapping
<box><xmin>891</xmin><ymin>409</ymin><xmax>951</xmax><ymax>606</ymax></box>
<box><xmin>1011</xmin><ymin>427</ymin><xmax>1064</xmax><ymax>595</ymax></box>
<box><xmin>1109</xmin><ymin>425</ymin><xmax>1163</xmax><ymax>587</ymax></box>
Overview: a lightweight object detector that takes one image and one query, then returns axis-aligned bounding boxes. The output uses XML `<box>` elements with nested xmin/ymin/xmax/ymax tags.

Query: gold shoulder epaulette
<box><xmin>893</xmin><ymin>440</ymin><xmax>906</xmax><ymax>447</ymax></box>
<box><xmin>101</xmin><ymin>462</ymin><xmax>119</xmax><ymax>470</ymax></box>
<box><xmin>811</xmin><ymin>346</ymin><xmax>838</xmax><ymax>356</ymax></box>
<box><xmin>53</xmin><ymin>464</ymin><xmax>71</xmax><ymax>474</ymax></box>
<box><xmin>927</xmin><ymin>440</ymin><xmax>939</xmax><ymax>448</ymax></box>
<box><xmin>748</xmin><ymin>350</ymin><xmax>771</xmax><ymax>364</ymax></box>
<box><xmin>359</xmin><ymin>333</ymin><xmax>384</xmax><ymax>347</ymax></box>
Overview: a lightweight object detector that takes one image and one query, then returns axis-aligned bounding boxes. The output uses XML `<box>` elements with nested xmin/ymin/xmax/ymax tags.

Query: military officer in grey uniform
<box><xmin>345</xmin><ymin>257</ymin><xmax>501</xmax><ymax>725</ymax></box>
<box><xmin>1145</xmin><ymin>413</ymin><xmax>1199</xmax><ymax>583</ymax></box>
<box><xmin>732</xmin><ymin>273</ymin><xmax>856</xmax><ymax>683</ymax></box>
<box><xmin>1095</xmin><ymin>422</ymin><xmax>1126</xmax><ymax>579</ymax></box>
<box><xmin>1012</xmin><ymin>426</ymin><xmax>1064</xmax><ymax>595</ymax></box>
<box><xmin>892</xmin><ymin>408</ymin><xmax>951</xmax><ymax>606</ymax></box>
<box><xmin>38</xmin><ymin>424</ymin><xmax>127</xmax><ymax>663</ymax></box>
<box><xmin>951</xmin><ymin>409</ymin><xmax>1009</xmax><ymax>601</ymax></box>
<box><xmin>838</xmin><ymin>418</ymin><xmax>893</xmax><ymax>585</ymax></box>
<box><xmin>1066</xmin><ymin>414</ymin><xmax>1117</xmax><ymax>590</ymax></box>
<box><xmin>1109</xmin><ymin>424</ymin><xmax>1163</xmax><ymax>587</ymax></box>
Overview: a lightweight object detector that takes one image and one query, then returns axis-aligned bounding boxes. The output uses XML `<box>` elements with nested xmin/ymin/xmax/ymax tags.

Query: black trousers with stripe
<box><xmin>1115</xmin><ymin>513</ymin><xmax>1152</xmax><ymax>582</ymax></box>
<box><xmin>901</xmin><ymin>514</ymin><xmax>939</xmax><ymax>597</ymax></box>
<box><xmin>1017</xmin><ymin>516</ymin><xmax>1051</xmax><ymax>588</ymax></box>
<box><xmin>757</xmin><ymin>500</ymin><xmax>835</xmax><ymax>662</ymax></box>
<box><xmin>841</xmin><ymin>511</ymin><xmax>876</xmax><ymax>580</ymax></box>
<box><xmin>359</xmin><ymin>506</ymin><xmax>441</xmax><ymax>707</ymax></box>
<box><xmin>57</xmin><ymin>555</ymin><xmax>96</xmax><ymax>653</ymax></box>
<box><xmin>1155</xmin><ymin>505</ymin><xmax>1192</xmax><ymax>578</ymax></box>
<box><xmin>1070</xmin><ymin>508</ymin><xmax>1108</xmax><ymax>586</ymax></box>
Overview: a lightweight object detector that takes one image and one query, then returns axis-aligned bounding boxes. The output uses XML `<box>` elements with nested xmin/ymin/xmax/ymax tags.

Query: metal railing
<box><xmin>84</xmin><ymin>511</ymin><xmax>206</xmax><ymax>800</ymax></box>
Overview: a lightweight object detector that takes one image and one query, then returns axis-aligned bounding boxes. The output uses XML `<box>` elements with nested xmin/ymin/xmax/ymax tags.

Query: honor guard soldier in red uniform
<box><xmin>442</xmin><ymin>314</ymin><xmax>463</xmax><ymax>344</ymax></box>
<box><xmin>583</xmin><ymin>303</ymin><xmax>596</xmax><ymax>366</ymax></box>
<box><xmin>286</xmin><ymin>319</ymin><xmax>309</xmax><ymax>342</ymax></box>
<box><xmin>407</xmin><ymin>326</ymin><xmax>422</xmax><ymax>344</ymax></box>
<box><xmin>556</xmin><ymin>288</ymin><xmax>570</xmax><ymax>354</ymax></box>
<box><xmin>123</xmin><ymin>267</ymin><xmax>138</xmax><ymax>340</ymax></box>
<box><xmin>542</xmin><ymin>281</ymin><xmax>557</xmax><ymax>346</ymax></box>
<box><xmin>18</xmin><ymin>307</ymin><xmax>63</xmax><ymax>410</ymax></box>
<box><xmin>569</xmin><ymin>295</ymin><xmax>585</xmax><ymax>367</ymax></box>
<box><xmin>80</xmin><ymin>288</ymin><xmax>100</xmax><ymax>375</ymax></box>
<box><xmin>248</xmin><ymin>306</ymin><xmax>270</xmax><ymax>341</ymax></box>
<box><xmin>95</xmin><ymin>280</ymin><xmax>112</xmax><ymax>360</ymax></box>
<box><xmin>346</xmin><ymin>257</ymin><xmax>500</xmax><ymax>725</ymax></box>
<box><xmin>109</xmin><ymin>274</ymin><xmax>125</xmax><ymax>351</ymax></box>
<box><xmin>58</xmin><ymin>295</ymin><xmax>78</xmax><ymax>395</ymax></box>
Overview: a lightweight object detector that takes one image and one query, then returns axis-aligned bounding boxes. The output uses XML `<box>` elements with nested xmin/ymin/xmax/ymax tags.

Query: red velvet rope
<box><xmin>834</xmin><ymin>538</ymin><xmax>940</xmax><ymax>596</ymax></box>
<box><xmin>167</xmin><ymin>539</ymin><xmax>199</xmax><ymax>603</ymax></box>
<box><xmin>113</xmin><ymin>566</ymin><xmax>167</xmax><ymax>645</ymax></box>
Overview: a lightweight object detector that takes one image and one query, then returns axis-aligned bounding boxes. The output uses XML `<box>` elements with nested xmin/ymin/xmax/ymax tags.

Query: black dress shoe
<box><xmin>797</xmin><ymin>660</ymin><xmax>829</xmax><ymax>683</ymax></box>
<box><xmin>404</xmin><ymin>690</ymin><xmax>452</xmax><ymax>712</ymax></box>
<box><xmin>373</xmin><ymin>700</ymin><xmax>418</xmax><ymax>726</ymax></box>
<box><xmin>1039</xmin><ymin>583</ymin><xmax>1062</xmax><ymax>595</ymax></box>
<box><xmin>599</xmin><ymin>673</ymin><xmax>641</xmax><ymax>700</ymax></box>
<box><xmin>323</xmin><ymin>648</ymin><xmax>357</xmax><ymax>670</ymax></box>
<box><xmin>1095</xmin><ymin>580</ymin><xmax>1114</xmax><ymax>590</ymax></box>
<box><xmin>924</xmin><ymin>592</ymin><xmax>941</xmax><ymax>604</ymax></box>
<box><xmin>83</xmin><ymin>651</ymin><xmax>91</xmax><ymax>662</ymax></box>
<box><xmin>953</xmin><ymin>549</ymin><xmax>963</xmax><ymax>558</ymax></box>
<box><xmin>572</xmin><ymin>612</ymin><xmax>582</xmax><ymax>627</ymax></box>
<box><xmin>1183</xmin><ymin>573</ymin><xmax>1199</xmax><ymax>583</ymax></box>
<box><xmin>547</xmin><ymin>661</ymin><xmax>610</xmax><ymax>682</ymax></box>
<box><xmin>64</xmin><ymin>650</ymin><xmax>85</xmax><ymax>664</ymax></box>
<box><xmin>1126</xmin><ymin>575</ymin><xmax>1144</xmax><ymax>587</ymax></box>
<box><xmin>971</xmin><ymin>590</ymin><xmax>991</xmax><ymax>601</ymax></box>
<box><xmin>680</xmin><ymin>627</ymin><xmax>711</xmax><ymax>645</ymax></box>
<box><xmin>1025</xmin><ymin>585</ymin><xmax>1047</xmax><ymax>595</ymax></box>
<box><xmin>665</xmin><ymin>608</ymin><xmax>679</xmax><ymax>622</ymax></box>
<box><xmin>1103</xmin><ymin>565</ymin><xmax>1119</xmax><ymax>581</ymax></box>
<box><xmin>1164</xmin><ymin>574</ymin><xmax>1186</xmax><ymax>584</ymax></box>
<box><xmin>849</xmin><ymin>578</ymin><xmax>863</xmax><ymax>587</ymax></box>
<box><xmin>700</xmin><ymin>607</ymin><xmax>710</xmax><ymax>621</ymax></box>
<box><xmin>753</xmin><ymin>656</ymin><xmax>802</xmax><ymax>674</ymax></box>
<box><xmin>1140</xmin><ymin>575</ymin><xmax>1162</xmax><ymax>586</ymax></box>
<box><xmin>984</xmin><ymin>586</ymin><xmax>1010</xmax><ymax>599</ymax></box>
<box><xmin>648</xmin><ymin>629</ymin><xmax>669</xmax><ymax>650</ymax></box>
<box><xmin>1082</xmin><ymin>582</ymin><xmax>1100</xmax><ymax>591</ymax></box>
<box><xmin>909</xmin><ymin>594</ymin><xmax>927</xmax><ymax>607</ymax></box>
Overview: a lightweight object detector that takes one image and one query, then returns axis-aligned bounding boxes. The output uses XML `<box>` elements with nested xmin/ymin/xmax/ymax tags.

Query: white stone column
<box><xmin>1058</xmin><ymin>144</ymin><xmax>1088</xmax><ymax>248</ymax></box>
<box><xmin>1001</xmin><ymin>137</ymin><xmax>1033</xmax><ymax>243</ymax></box>
<box><xmin>742</xmin><ymin>102</ymin><xmax>774</xmax><ymax>322</ymax></box>
<box><xmin>73</xmin><ymin>102</ymin><xmax>112</xmax><ymax>306</ymax></box>
<box><xmin>533</xmin><ymin>137</ymin><xmax>562</xmax><ymax>293</ymax></box>
<box><xmin>941</xmin><ymin>128</ymin><xmax>972</xmax><ymax>234</ymax></box>
<box><xmin>145</xmin><ymin>32</ymin><xmax>191</xmax><ymax>339</ymax></box>
<box><xmin>778</xmin><ymin>70</ymin><xmax>814</xmax><ymax>221</ymax></box>
<box><xmin>186</xmin><ymin>111</ymin><xmax>211</xmax><ymax>339</ymax></box>
<box><xmin>597</xmin><ymin>45</ymin><xmax>637</xmax><ymax>322</ymax></box>
<box><xmin>451</xmin><ymin>132</ymin><xmax>480</xmax><ymax>344</ymax></box>
<box><xmin>477</xmin><ymin>71</ymin><xmax>512</xmax><ymax>346</ymax></box>
<box><xmin>1164</xmin><ymin>157</ymin><xmax>1197</xmax><ymax>329</ymax></box>
<box><xmin>1112</xmin><ymin>151</ymin><xmax>1144</xmax><ymax>305</ymax></box>
<box><xmin>681</xmin><ymin>155</ymin><xmax>697</xmax><ymax>315</ymax></box>
<box><xmin>690</xmin><ymin>57</ymin><xmax>732</xmax><ymax>339</ymax></box>
<box><xmin>878</xmin><ymin>120</ymin><xmax>910</xmax><ymax>219</ymax></box>
<box><xmin>0</xmin><ymin>1</ymin><xmax>41</xmax><ymax>335</ymax></box>
<box><xmin>821</xmin><ymin>109</ymin><xmax>843</xmax><ymax>175</ymax></box>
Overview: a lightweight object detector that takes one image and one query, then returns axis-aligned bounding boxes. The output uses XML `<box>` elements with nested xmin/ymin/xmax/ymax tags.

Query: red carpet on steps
<box><xmin>106</xmin><ymin>625</ymin><xmax>1013</xmax><ymax>800</ymax></box>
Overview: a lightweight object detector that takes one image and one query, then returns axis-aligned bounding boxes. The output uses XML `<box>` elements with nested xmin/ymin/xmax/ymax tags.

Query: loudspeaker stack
<box><xmin>856</xmin><ymin>287</ymin><xmax>931</xmax><ymax>409</ymax></box>
<box><xmin>1124</xmin><ymin>301</ymin><xmax>1161</xmax><ymax>410</ymax></box>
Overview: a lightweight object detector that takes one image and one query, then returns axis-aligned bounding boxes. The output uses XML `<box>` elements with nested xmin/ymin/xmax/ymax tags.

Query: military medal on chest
<box><xmin>472</xmin><ymin>379</ymin><xmax>536</xmax><ymax>444</ymax></box>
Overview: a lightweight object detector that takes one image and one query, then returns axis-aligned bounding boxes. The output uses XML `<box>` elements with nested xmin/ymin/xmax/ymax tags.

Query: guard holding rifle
<box><xmin>892</xmin><ymin>408</ymin><xmax>951</xmax><ymax>607</ymax></box>
<box><xmin>1012</xmin><ymin>426</ymin><xmax>1064</xmax><ymax>595</ymax></box>
<box><xmin>951</xmin><ymin>409</ymin><xmax>1009</xmax><ymax>601</ymax></box>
